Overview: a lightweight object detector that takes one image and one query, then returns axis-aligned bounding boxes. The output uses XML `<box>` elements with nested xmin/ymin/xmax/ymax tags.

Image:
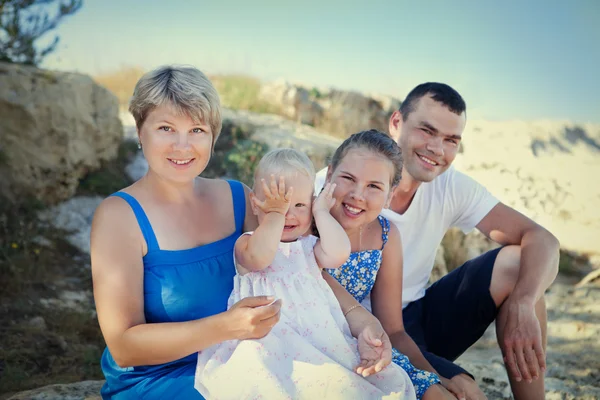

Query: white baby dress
<box><xmin>195</xmin><ymin>234</ymin><xmax>416</xmax><ymax>400</ymax></box>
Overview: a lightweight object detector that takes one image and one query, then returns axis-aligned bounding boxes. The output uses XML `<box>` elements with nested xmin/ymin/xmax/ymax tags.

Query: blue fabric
<box><xmin>100</xmin><ymin>180</ymin><xmax>245</xmax><ymax>400</ymax></box>
<box><xmin>326</xmin><ymin>215</ymin><xmax>440</xmax><ymax>399</ymax></box>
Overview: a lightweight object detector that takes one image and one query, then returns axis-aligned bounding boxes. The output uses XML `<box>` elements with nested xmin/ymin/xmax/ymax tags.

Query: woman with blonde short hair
<box><xmin>92</xmin><ymin>65</ymin><xmax>396</xmax><ymax>399</ymax></box>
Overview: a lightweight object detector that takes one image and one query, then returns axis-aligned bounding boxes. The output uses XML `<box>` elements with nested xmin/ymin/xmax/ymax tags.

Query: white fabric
<box><xmin>315</xmin><ymin>166</ymin><xmax>499</xmax><ymax>308</ymax></box>
<box><xmin>195</xmin><ymin>234</ymin><xmax>416</xmax><ymax>400</ymax></box>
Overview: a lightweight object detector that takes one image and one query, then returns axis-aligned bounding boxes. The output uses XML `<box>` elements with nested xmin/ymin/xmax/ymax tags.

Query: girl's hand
<box><xmin>226</xmin><ymin>296</ymin><xmax>282</xmax><ymax>340</ymax></box>
<box><xmin>313</xmin><ymin>182</ymin><xmax>336</xmax><ymax>216</ymax></box>
<box><xmin>355</xmin><ymin>322</ymin><xmax>393</xmax><ymax>377</ymax></box>
<box><xmin>252</xmin><ymin>175</ymin><xmax>293</xmax><ymax>216</ymax></box>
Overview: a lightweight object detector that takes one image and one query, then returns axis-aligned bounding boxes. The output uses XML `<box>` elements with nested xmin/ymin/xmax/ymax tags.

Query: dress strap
<box><xmin>227</xmin><ymin>180</ymin><xmax>246</xmax><ymax>234</ymax></box>
<box><xmin>109</xmin><ymin>192</ymin><xmax>160</xmax><ymax>252</ymax></box>
<box><xmin>377</xmin><ymin>215</ymin><xmax>390</xmax><ymax>250</ymax></box>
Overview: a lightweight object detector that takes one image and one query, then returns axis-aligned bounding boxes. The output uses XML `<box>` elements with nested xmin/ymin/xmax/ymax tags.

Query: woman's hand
<box><xmin>355</xmin><ymin>321</ymin><xmax>393</xmax><ymax>377</ymax></box>
<box><xmin>226</xmin><ymin>296</ymin><xmax>282</xmax><ymax>340</ymax></box>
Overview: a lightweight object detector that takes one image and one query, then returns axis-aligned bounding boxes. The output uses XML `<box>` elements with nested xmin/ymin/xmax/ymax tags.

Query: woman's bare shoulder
<box><xmin>91</xmin><ymin>191</ymin><xmax>143</xmax><ymax>248</ymax></box>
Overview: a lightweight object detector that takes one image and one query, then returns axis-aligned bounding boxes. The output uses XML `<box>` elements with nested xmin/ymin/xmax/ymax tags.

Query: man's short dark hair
<box><xmin>399</xmin><ymin>82</ymin><xmax>466</xmax><ymax>121</ymax></box>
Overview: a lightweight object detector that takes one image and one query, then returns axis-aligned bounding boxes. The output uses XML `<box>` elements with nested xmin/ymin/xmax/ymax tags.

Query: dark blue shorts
<box><xmin>403</xmin><ymin>247</ymin><xmax>503</xmax><ymax>379</ymax></box>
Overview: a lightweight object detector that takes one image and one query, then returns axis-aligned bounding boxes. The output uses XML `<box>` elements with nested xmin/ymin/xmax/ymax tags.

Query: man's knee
<box><xmin>490</xmin><ymin>245</ymin><xmax>521</xmax><ymax>306</ymax></box>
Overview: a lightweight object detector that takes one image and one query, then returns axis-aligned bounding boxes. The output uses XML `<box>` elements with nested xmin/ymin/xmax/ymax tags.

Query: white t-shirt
<box><xmin>315</xmin><ymin>165</ymin><xmax>499</xmax><ymax>308</ymax></box>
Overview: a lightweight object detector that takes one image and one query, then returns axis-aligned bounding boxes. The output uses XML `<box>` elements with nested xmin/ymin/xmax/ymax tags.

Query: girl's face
<box><xmin>326</xmin><ymin>148</ymin><xmax>395</xmax><ymax>232</ymax></box>
<box><xmin>251</xmin><ymin>171</ymin><xmax>314</xmax><ymax>243</ymax></box>
<box><xmin>138</xmin><ymin>103</ymin><xmax>213</xmax><ymax>184</ymax></box>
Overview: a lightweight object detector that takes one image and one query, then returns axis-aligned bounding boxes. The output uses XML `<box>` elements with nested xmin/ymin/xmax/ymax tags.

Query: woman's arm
<box><xmin>370</xmin><ymin>224</ymin><xmax>440</xmax><ymax>374</ymax></box>
<box><xmin>92</xmin><ymin>197</ymin><xmax>280</xmax><ymax>368</ymax></box>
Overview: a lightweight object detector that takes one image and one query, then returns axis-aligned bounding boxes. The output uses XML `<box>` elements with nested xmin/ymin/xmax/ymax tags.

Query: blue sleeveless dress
<box><xmin>326</xmin><ymin>216</ymin><xmax>440</xmax><ymax>399</ymax></box>
<box><xmin>100</xmin><ymin>180</ymin><xmax>245</xmax><ymax>400</ymax></box>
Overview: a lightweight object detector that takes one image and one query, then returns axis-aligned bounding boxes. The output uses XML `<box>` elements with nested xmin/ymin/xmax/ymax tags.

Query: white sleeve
<box><xmin>448</xmin><ymin>168</ymin><xmax>499</xmax><ymax>233</ymax></box>
<box><xmin>314</xmin><ymin>167</ymin><xmax>328</xmax><ymax>194</ymax></box>
<box><xmin>302</xmin><ymin>234</ymin><xmax>319</xmax><ymax>249</ymax></box>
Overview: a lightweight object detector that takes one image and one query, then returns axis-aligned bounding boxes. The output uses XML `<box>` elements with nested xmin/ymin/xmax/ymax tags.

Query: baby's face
<box><xmin>254</xmin><ymin>171</ymin><xmax>314</xmax><ymax>242</ymax></box>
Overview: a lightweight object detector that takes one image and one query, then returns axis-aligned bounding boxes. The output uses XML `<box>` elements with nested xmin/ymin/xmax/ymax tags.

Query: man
<box><xmin>318</xmin><ymin>83</ymin><xmax>559</xmax><ymax>400</ymax></box>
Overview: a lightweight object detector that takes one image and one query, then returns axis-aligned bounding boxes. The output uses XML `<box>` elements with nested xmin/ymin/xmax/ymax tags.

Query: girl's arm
<box><xmin>370</xmin><ymin>223</ymin><xmax>440</xmax><ymax>375</ymax></box>
<box><xmin>92</xmin><ymin>197</ymin><xmax>280</xmax><ymax>368</ymax></box>
<box><xmin>313</xmin><ymin>183</ymin><xmax>351</xmax><ymax>269</ymax></box>
<box><xmin>322</xmin><ymin>271</ymin><xmax>392</xmax><ymax>376</ymax></box>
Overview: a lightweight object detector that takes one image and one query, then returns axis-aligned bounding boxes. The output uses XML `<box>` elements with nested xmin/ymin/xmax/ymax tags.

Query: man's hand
<box><xmin>252</xmin><ymin>175</ymin><xmax>293</xmax><ymax>216</ymax></box>
<box><xmin>501</xmin><ymin>299</ymin><xmax>545</xmax><ymax>383</ymax></box>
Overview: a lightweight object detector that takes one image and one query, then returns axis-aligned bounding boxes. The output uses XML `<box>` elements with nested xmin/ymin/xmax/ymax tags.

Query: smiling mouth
<box><xmin>168</xmin><ymin>158</ymin><xmax>195</xmax><ymax>165</ymax></box>
<box><xmin>343</xmin><ymin>203</ymin><xmax>364</xmax><ymax>216</ymax></box>
<box><xmin>283</xmin><ymin>225</ymin><xmax>297</xmax><ymax>231</ymax></box>
<box><xmin>417</xmin><ymin>154</ymin><xmax>439</xmax><ymax>166</ymax></box>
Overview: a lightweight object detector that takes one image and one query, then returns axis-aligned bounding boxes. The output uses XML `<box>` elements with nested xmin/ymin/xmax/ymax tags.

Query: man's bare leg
<box><xmin>491</xmin><ymin>246</ymin><xmax>548</xmax><ymax>400</ymax></box>
<box><xmin>496</xmin><ymin>297</ymin><xmax>547</xmax><ymax>400</ymax></box>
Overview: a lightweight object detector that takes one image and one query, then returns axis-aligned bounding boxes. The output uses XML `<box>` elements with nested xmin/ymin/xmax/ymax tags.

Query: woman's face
<box><xmin>138</xmin><ymin>103</ymin><xmax>213</xmax><ymax>184</ymax></box>
<box><xmin>326</xmin><ymin>148</ymin><xmax>395</xmax><ymax>231</ymax></box>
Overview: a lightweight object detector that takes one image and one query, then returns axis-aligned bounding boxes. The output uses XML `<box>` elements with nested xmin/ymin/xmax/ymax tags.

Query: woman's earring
<box><xmin>137</xmin><ymin>140</ymin><xmax>142</xmax><ymax>150</ymax></box>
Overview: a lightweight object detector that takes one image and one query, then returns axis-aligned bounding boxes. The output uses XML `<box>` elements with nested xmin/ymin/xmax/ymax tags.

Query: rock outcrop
<box><xmin>0</xmin><ymin>62</ymin><xmax>123</xmax><ymax>205</ymax></box>
<box><xmin>259</xmin><ymin>80</ymin><xmax>400</xmax><ymax>138</ymax></box>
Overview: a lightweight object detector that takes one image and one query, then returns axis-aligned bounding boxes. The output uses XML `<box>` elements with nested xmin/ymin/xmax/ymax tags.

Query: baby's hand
<box><xmin>252</xmin><ymin>175</ymin><xmax>293</xmax><ymax>215</ymax></box>
<box><xmin>313</xmin><ymin>182</ymin><xmax>336</xmax><ymax>215</ymax></box>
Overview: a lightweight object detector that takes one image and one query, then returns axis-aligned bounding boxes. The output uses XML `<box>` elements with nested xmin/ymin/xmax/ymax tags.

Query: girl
<box><xmin>319</xmin><ymin>130</ymin><xmax>456</xmax><ymax>400</ymax></box>
<box><xmin>195</xmin><ymin>149</ymin><xmax>417</xmax><ymax>400</ymax></box>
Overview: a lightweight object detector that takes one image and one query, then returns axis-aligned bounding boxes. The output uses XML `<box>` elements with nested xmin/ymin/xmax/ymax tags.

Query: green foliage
<box><xmin>0</xmin><ymin>0</ymin><xmax>83</xmax><ymax>66</ymax></box>
<box><xmin>223</xmin><ymin>139</ymin><xmax>269</xmax><ymax>186</ymax></box>
<box><xmin>309</xmin><ymin>87</ymin><xmax>323</xmax><ymax>99</ymax></box>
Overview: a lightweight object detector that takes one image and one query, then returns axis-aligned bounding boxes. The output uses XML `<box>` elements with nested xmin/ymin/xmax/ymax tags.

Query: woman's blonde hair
<box><xmin>253</xmin><ymin>148</ymin><xmax>315</xmax><ymax>190</ymax></box>
<box><xmin>129</xmin><ymin>65</ymin><xmax>222</xmax><ymax>147</ymax></box>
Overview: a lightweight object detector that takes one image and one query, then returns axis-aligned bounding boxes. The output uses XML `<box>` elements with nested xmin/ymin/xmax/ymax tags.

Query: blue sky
<box><xmin>42</xmin><ymin>0</ymin><xmax>600</xmax><ymax>123</ymax></box>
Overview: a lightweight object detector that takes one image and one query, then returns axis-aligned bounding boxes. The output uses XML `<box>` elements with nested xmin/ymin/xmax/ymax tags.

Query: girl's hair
<box><xmin>128</xmin><ymin>65</ymin><xmax>222</xmax><ymax>147</ymax></box>
<box><xmin>253</xmin><ymin>148</ymin><xmax>315</xmax><ymax>190</ymax></box>
<box><xmin>329</xmin><ymin>129</ymin><xmax>403</xmax><ymax>186</ymax></box>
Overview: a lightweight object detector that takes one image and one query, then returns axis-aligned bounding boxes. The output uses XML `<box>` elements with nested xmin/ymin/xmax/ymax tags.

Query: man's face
<box><xmin>396</xmin><ymin>95</ymin><xmax>466</xmax><ymax>183</ymax></box>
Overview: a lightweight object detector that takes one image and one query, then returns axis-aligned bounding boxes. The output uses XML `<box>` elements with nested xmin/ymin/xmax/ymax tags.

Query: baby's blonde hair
<box><xmin>253</xmin><ymin>148</ymin><xmax>315</xmax><ymax>190</ymax></box>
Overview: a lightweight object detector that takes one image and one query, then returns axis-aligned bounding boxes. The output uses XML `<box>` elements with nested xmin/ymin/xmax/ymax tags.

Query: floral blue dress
<box><xmin>326</xmin><ymin>215</ymin><xmax>441</xmax><ymax>399</ymax></box>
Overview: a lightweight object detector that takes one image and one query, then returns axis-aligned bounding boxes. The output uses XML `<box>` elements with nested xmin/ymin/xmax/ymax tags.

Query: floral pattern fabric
<box><xmin>327</xmin><ymin>216</ymin><xmax>441</xmax><ymax>399</ymax></box>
